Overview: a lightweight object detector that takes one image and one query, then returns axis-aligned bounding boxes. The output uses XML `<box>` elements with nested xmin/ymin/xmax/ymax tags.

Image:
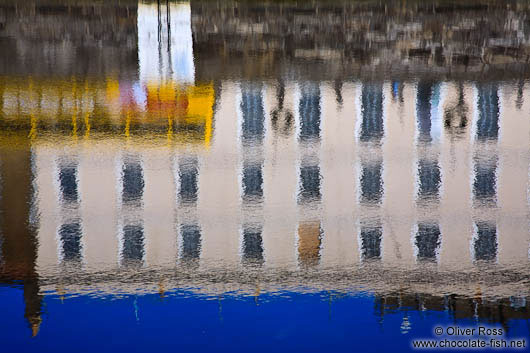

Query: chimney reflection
<box><xmin>443</xmin><ymin>83</ymin><xmax>469</xmax><ymax>139</ymax></box>
<box><xmin>270</xmin><ymin>81</ymin><xmax>294</xmax><ymax>136</ymax></box>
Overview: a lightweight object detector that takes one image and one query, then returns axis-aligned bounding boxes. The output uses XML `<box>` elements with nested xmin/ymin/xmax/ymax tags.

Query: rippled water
<box><xmin>0</xmin><ymin>0</ymin><xmax>529</xmax><ymax>351</ymax></box>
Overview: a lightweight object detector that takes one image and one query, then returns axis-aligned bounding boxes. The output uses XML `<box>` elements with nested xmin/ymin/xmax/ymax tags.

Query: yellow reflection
<box><xmin>0</xmin><ymin>77</ymin><xmax>215</xmax><ymax>148</ymax></box>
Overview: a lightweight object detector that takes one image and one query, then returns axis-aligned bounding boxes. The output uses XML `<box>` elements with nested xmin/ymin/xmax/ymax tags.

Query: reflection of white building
<box><xmin>29</xmin><ymin>80</ymin><xmax>530</xmax><ymax>291</ymax></box>
<box><xmin>138</xmin><ymin>1</ymin><xmax>195</xmax><ymax>85</ymax></box>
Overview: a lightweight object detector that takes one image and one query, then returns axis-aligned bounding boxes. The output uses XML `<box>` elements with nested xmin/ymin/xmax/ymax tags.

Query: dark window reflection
<box><xmin>122</xmin><ymin>224</ymin><xmax>144</xmax><ymax>262</ymax></box>
<box><xmin>298</xmin><ymin>222</ymin><xmax>321</xmax><ymax>266</ymax></box>
<box><xmin>122</xmin><ymin>161</ymin><xmax>144</xmax><ymax>203</ymax></box>
<box><xmin>243</xmin><ymin>163</ymin><xmax>263</xmax><ymax>201</ymax></box>
<box><xmin>474</xmin><ymin>222</ymin><xmax>497</xmax><ymax>261</ymax></box>
<box><xmin>242</xmin><ymin>226</ymin><xmax>264</xmax><ymax>264</ymax></box>
<box><xmin>179</xmin><ymin>158</ymin><xmax>198</xmax><ymax>203</ymax></box>
<box><xmin>476</xmin><ymin>83</ymin><xmax>499</xmax><ymax>140</ymax></box>
<box><xmin>241</xmin><ymin>84</ymin><xmax>265</xmax><ymax>142</ymax></box>
<box><xmin>361</xmin><ymin>162</ymin><xmax>383</xmax><ymax>204</ymax></box>
<box><xmin>415</xmin><ymin>223</ymin><xmax>441</xmax><ymax>260</ymax></box>
<box><xmin>299</xmin><ymin>165</ymin><xmax>321</xmax><ymax>202</ymax></box>
<box><xmin>360</xmin><ymin>225</ymin><xmax>382</xmax><ymax>260</ymax></box>
<box><xmin>360</xmin><ymin>83</ymin><xmax>383</xmax><ymax>142</ymax></box>
<box><xmin>473</xmin><ymin>159</ymin><xmax>496</xmax><ymax>201</ymax></box>
<box><xmin>299</xmin><ymin>83</ymin><xmax>320</xmax><ymax>140</ymax></box>
<box><xmin>416</xmin><ymin>81</ymin><xmax>433</xmax><ymax>142</ymax></box>
<box><xmin>59</xmin><ymin>164</ymin><xmax>78</xmax><ymax>203</ymax></box>
<box><xmin>418</xmin><ymin>159</ymin><xmax>441</xmax><ymax>200</ymax></box>
<box><xmin>181</xmin><ymin>224</ymin><xmax>201</xmax><ymax>260</ymax></box>
<box><xmin>59</xmin><ymin>222</ymin><xmax>82</xmax><ymax>262</ymax></box>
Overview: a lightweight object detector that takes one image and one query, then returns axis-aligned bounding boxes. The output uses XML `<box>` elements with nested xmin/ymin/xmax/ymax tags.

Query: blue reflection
<box><xmin>476</xmin><ymin>83</ymin><xmax>500</xmax><ymax>140</ymax></box>
<box><xmin>1</xmin><ymin>285</ymin><xmax>528</xmax><ymax>353</ymax></box>
<box><xmin>360</xmin><ymin>83</ymin><xmax>384</xmax><ymax>142</ymax></box>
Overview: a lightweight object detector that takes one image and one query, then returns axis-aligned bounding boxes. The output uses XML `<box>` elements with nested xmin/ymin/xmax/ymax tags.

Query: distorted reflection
<box><xmin>415</xmin><ymin>223</ymin><xmax>441</xmax><ymax>262</ymax></box>
<box><xmin>444</xmin><ymin>83</ymin><xmax>468</xmax><ymax>138</ymax></box>
<box><xmin>122</xmin><ymin>159</ymin><xmax>144</xmax><ymax>204</ymax></box>
<box><xmin>241</xmin><ymin>83</ymin><xmax>265</xmax><ymax>143</ymax></box>
<box><xmin>178</xmin><ymin>157</ymin><xmax>199</xmax><ymax>204</ymax></box>
<box><xmin>298</xmin><ymin>221</ymin><xmax>322</xmax><ymax>267</ymax></box>
<box><xmin>360</xmin><ymin>224</ymin><xmax>382</xmax><ymax>261</ymax></box>
<box><xmin>473</xmin><ymin>158</ymin><xmax>497</xmax><ymax>203</ymax></box>
<box><xmin>58</xmin><ymin>162</ymin><xmax>79</xmax><ymax>204</ymax></box>
<box><xmin>58</xmin><ymin>222</ymin><xmax>83</xmax><ymax>263</ymax></box>
<box><xmin>417</xmin><ymin>159</ymin><xmax>441</xmax><ymax>201</ymax></box>
<box><xmin>360</xmin><ymin>162</ymin><xmax>383</xmax><ymax>204</ymax></box>
<box><xmin>242</xmin><ymin>225</ymin><xmax>264</xmax><ymax>265</ymax></box>
<box><xmin>0</xmin><ymin>0</ymin><xmax>530</xmax><ymax>347</ymax></box>
<box><xmin>122</xmin><ymin>224</ymin><xmax>145</xmax><ymax>265</ymax></box>
<box><xmin>243</xmin><ymin>163</ymin><xmax>263</xmax><ymax>201</ymax></box>
<box><xmin>299</xmin><ymin>165</ymin><xmax>321</xmax><ymax>203</ymax></box>
<box><xmin>476</xmin><ymin>83</ymin><xmax>500</xmax><ymax>140</ymax></box>
<box><xmin>360</xmin><ymin>83</ymin><xmax>384</xmax><ymax>142</ymax></box>
<box><xmin>473</xmin><ymin>222</ymin><xmax>498</xmax><ymax>262</ymax></box>
<box><xmin>179</xmin><ymin>223</ymin><xmax>201</xmax><ymax>262</ymax></box>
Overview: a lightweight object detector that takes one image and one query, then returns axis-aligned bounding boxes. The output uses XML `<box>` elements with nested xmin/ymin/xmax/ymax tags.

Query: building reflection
<box><xmin>1</xmin><ymin>0</ymin><xmax>530</xmax><ymax>337</ymax></box>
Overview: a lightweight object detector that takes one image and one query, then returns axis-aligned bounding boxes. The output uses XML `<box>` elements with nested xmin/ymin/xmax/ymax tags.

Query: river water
<box><xmin>0</xmin><ymin>0</ymin><xmax>529</xmax><ymax>351</ymax></box>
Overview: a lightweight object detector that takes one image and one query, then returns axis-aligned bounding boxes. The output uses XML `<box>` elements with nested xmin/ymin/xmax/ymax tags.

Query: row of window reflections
<box><xmin>239</xmin><ymin>82</ymin><xmax>499</xmax><ymax>142</ymax></box>
<box><xmin>56</xmin><ymin>219</ymin><xmax>499</xmax><ymax>265</ymax></box>
<box><xmin>59</xmin><ymin>158</ymin><xmax>497</xmax><ymax>209</ymax></box>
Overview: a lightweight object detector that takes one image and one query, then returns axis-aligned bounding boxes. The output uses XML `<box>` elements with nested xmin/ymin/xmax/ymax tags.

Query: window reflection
<box><xmin>298</xmin><ymin>221</ymin><xmax>321</xmax><ymax>267</ymax></box>
<box><xmin>299</xmin><ymin>83</ymin><xmax>321</xmax><ymax>140</ymax></box>
<box><xmin>418</xmin><ymin>159</ymin><xmax>441</xmax><ymax>200</ymax></box>
<box><xmin>473</xmin><ymin>159</ymin><xmax>497</xmax><ymax>202</ymax></box>
<box><xmin>180</xmin><ymin>223</ymin><xmax>201</xmax><ymax>261</ymax></box>
<box><xmin>473</xmin><ymin>222</ymin><xmax>497</xmax><ymax>262</ymax></box>
<box><xmin>59</xmin><ymin>163</ymin><xmax>78</xmax><ymax>203</ymax></box>
<box><xmin>241</xmin><ymin>84</ymin><xmax>265</xmax><ymax>142</ymax></box>
<box><xmin>360</xmin><ymin>162</ymin><xmax>383</xmax><ymax>204</ymax></box>
<box><xmin>360</xmin><ymin>225</ymin><xmax>382</xmax><ymax>260</ymax></box>
<box><xmin>415</xmin><ymin>223</ymin><xmax>441</xmax><ymax>261</ymax></box>
<box><xmin>179</xmin><ymin>157</ymin><xmax>198</xmax><ymax>203</ymax></box>
<box><xmin>416</xmin><ymin>81</ymin><xmax>434</xmax><ymax>142</ymax></box>
<box><xmin>476</xmin><ymin>83</ymin><xmax>499</xmax><ymax>140</ymax></box>
<box><xmin>122</xmin><ymin>224</ymin><xmax>145</xmax><ymax>264</ymax></box>
<box><xmin>59</xmin><ymin>222</ymin><xmax>82</xmax><ymax>262</ymax></box>
<box><xmin>122</xmin><ymin>161</ymin><xmax>144</xmax><ymax>203</ymax></box>
<box><xmin>242</xmin><ymin>225</ymin><xmax>264</xmax><ymax>264</ymax></box>
<box><xmin>243</xmin><ymin>162</ymin><xmax>263</xmax><ymax>201</ymax></box>
<box><xmin>360</xmin><ymin>83</ymin><xmax>383</xmax><ymax>142</ymax></box>
<box><xmin>299</xmin><ymin>165</ymin><xmax>321</xmax><ymax>203</ymax></box>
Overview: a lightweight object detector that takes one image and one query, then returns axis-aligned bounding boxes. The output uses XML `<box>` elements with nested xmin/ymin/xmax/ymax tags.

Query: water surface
<box><xmin>0</xmin><ymin>0</ymin><xmax>529</xmax><ymax>351</ymax></box>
